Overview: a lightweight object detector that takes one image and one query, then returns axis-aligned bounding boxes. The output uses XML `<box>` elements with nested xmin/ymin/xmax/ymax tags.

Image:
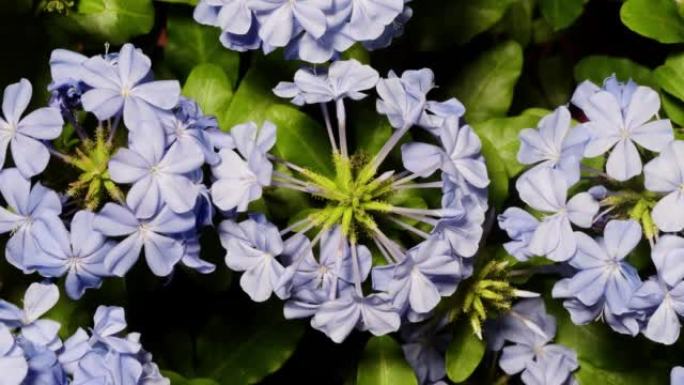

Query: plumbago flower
<box><xmin>210</xmin><ymin>59</ymin><xmax>493</xmax><ymax>344</ymax></box>
<box><xmin>193</xmin><ymin>0</ymin><xmax>413</xmax><ymax>63</ymax></box>
<box><xmin>0</xmin><ymin>43</ymin><xmax>230</xmax><ymax>297</ymax></box>
<box><xmin>487</xmin><ymin>299</ymin><xmax>579</xmax><ymax>385</ymax></box>
<box><xmin>499</xmin><ymin>75</ymin><xmax>684</xmax><ymax>346</ymax></box>
<box><xmin>0</xmin><ymin>283</ymin><xmax>168</xmax><ymax>385</ymax></box>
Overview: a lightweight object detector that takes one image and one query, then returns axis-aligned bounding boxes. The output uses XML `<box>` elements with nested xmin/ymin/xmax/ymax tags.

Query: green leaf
<box><xmin>163</xmin><ymin>371</ymin><xmax>220</xmax><ymax>385</ymax></box>
<box><xmin>413</xmin><ymin>0</ymin><xmax>515</xmax><ymax>49</ymax></box>
<box><xmin>222</xmin><ymin>67</ymin><xmax>281</xmax><ymax>128</ymax></box>
<box><xmin>266</xmin><ymin>104</ymin><xmax>333</xmax><ymax>175</ymax></box>
<box><xmin>620</xmin><ymin>0</ymin><xmax>684</xmax><ymax>44</ymax></box>
<box><xmin>196</xmin><ymin>303</ymin><xmax>304</xmax><ymax>385</ymax></box>
<box><xmin>479</xmin><ymin>135</ymin><xmax>509</xmax><ymax>209</ymax></box>
<box><xmin>449</xmin><ymin>41</ymin><xmax>523</xmax><ymax>123</ymax></box>
<box><xmin>472</xmin><ymin>109</ymin><xmax>549</xmax><ymax>178</ymax></box>
<box><xmin>182</xmin><ymin>64</ymin><xmax>234</xmax><ymax>120</ymax></box>
<box><xmin>356</xmin><ymin>336</ymin><xmax>418</xmax><ymax>385</ymax></box>
<box><xmin>445</xmin><ymin>320</ymin><xmax>486</xmax><ymax>383</ymax></box>
<box><xmin>66</xmin><ymin>0</ymin><xmax>154</xmax><ymax>44</ymax></box>
<box><xmin>351</xmin><ymin>105</ymin><xmax>393</xmax><ymax>155</ymax></box>
<box><xmin>495</xmin><ymin>0</ymin><xmax>535</xmax><ymax>46</ymax></box>
<box><xmin>538</xmin><ymin>55</ymin><xmax>574</xmax><ymax>107</ymax></box>
<box><xmin>655</xmin><ymin>53</ymin><xmax>684</xmax><ymax>100</ymax></box>
<box><xmin>166</xmin><ymin>16</ymin><xmax>240</xmax><ymax>84</ymax></box>
<box><xmin>539</xmin><ymin>0</ymin><xmax>584</xmax><ymax>30</ymax></box>
<box><xmin>662</xmin><ymin>91</ymin><xmax>684</xmax><ymax>127</ymax></box>
<box><xmin>575</xmin><ymin>56</ymin><xmax>655</xmax><ymax>88</ymax></box>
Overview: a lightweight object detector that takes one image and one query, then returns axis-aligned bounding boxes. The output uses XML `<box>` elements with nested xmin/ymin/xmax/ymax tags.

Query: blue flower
<box><xmin>80</xmin><ymin>44</ymin><xmax>181</xmax><ymax>131</ymax></box>
<box><xmin>672</xmin><ymin>367</ymin><xmax>684</xmax><ymax>385</ymax></box>
<box><xmin>29</xmin><ymin>211</ymin><xmax>113</xmax><ymax>300</ymax></box>
<box><xmin>0</xmin><ymin>282</ymin><xmax>62</xmax><ymax>351</ymax></box>
<box><xmin>93</xmin><ymin>203</ymin><xmax>196</xmax><ymax>277</ymax></box>
<box><xmin>401</xmin><ymin>319</ymin><xmax>450</xmax><ymax>385</ymax></box>
<box><xmin>644</xmin><ymin>141</ymin><xmax>684</xmax><ymax>232</ymax></box>
<box><xmin>376</xmin><ymin>69</ymin><xmax>431</xmax><ymax>130</ymax></box>
<box><xmin>218</xmin><ymin>214</ymin><xmax>287</xmax><ymax>302</ymax></box>
<box><xmin>0</xmin><ymin>79</ymin><xmax>64</xmax><ymax>178</ymax></box>
<box><xmin>71</xmin><ymin>351</ymin><xmax>142</xmax><ymax>385</ymax></box>
<box><xmin>651</xmin><ymin>235</ymin><xmax>684</xmax><ymax>287</ymax></box>
<box><xmin>278</xmin><ymin>228</ymin><xmax>372</xmax><ymax>297</ymax></box>
<box><xmin>273</xmin><ymin>59</ymin><xmax>379</xmax><ymax>105</ymax></box>
<box><xmin>161</xmin><ymin>97</ymin><xmax>223</xmax><ymax>166</ymax></box>
<box><xmin>578</xmin><ymin>80</ymin><xmax>673</xmax><ymax>181</ymax></box>
<box><xmin>372</xmin><ymin>235</ymin><xmax>466</xmax><ymax>315</ymax></box>
<box><xmin>210</xmin><ymin>122</ymin><xmax>275</xmax><ymax>212</ymax></box>
<box><xmin>498</xmin><ymin>207</ymin><xmax>539</xmax><ymax>262</ymax></box>
<box><xmin>177</xmin><ymin>232</ymin><xmax>216</xmax><ymax>274</ymax></box>
<box><xmin>48</xmin><ymin>49</ymin><xmax>88</xmax><ymax>113</ymax></box>
<box><xmin>515</xmin><ymin>167</ymin><xmax>599</xmax><ymax>261</ymax></box>
<box><xmin>0</xmin><ymin>325</ymin><xmax>28</xmax><ymax>385</ymax></box>
<box><xmin>551</xmin><ymin>220</ymin><xmax>643</xmax><ymax>336</ymax></box>
<box><xmin>520</xmin><ymin>353</ymin><xmax>578</xmax><ymax>385</ymax></box>
<box><xmin>310</xmin><ymin>292</ymin><xmax>400</xmax><ymax>343</ymax></box>
<box><xmin>251</xmin><ymin>0</ymin><xmax>329</xmax><ymax>48</ymax></box>
<box><xmin>109</xmin><ymin>124</ymin><xmax>204</xmax><ymax>218</ymax></box>
<box><xmin>493</xmin><ymin>299</ymin><xmax>578</xmax><ymax>385</ymax></box>
<box><xmin>18</xmin><ymin>340</ymin><xmax>67</xmax><ymax>385</ymax></box>
<box><xmin>0</xmin><ymin>169</ymin><xmax>62</xmax><ymax>272</ymax></box>
<box><xmin>362</xmin><ymin>1</ymin><xmax>413</xmax><ymax>50</ymax></box>
<box><xmin>342</xmin><ymin>0</ymin><xmax>405</xmax><ymax>42</ymax></box>
<box><xmin>517</xmin><ymin>106</ymin><xmax>589</xmax><ymax>185</ymax></box>
<box><xmin>629</xmin><ymin>276</ymin><xmax>684</xmax><ymax>345</ymax></box>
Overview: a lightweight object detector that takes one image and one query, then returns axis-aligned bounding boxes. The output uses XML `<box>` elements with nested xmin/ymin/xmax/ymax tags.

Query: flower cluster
<box><xmin>487</xmin><ymin>299</ymin><xmax>578</xmax><ymax>385</ymax></box>
<box><xmin>193</xmin><ymin>0</ymin><xmax>413</xmax><ymax>63</ymax></box>
<box><xmin>499</xmin><ymin>75</ymin><xmax>684</xmax><ymax>346</ymax></box>
<box><xmin>211</xmin><ymin>59</ymin><xmax>490</xmax><ymax>342</ymax></box>
<box><xmin>0</xmin><ymin>43</ymin><xmax>243</xmax><ymax>300</ymax></box>
<box><xmin>0</xmin><ymin>282</ymin><xmax>167</xmax><ymax>385</ymax></box>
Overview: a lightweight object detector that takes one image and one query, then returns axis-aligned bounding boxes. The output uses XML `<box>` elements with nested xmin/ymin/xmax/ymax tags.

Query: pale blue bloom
<box><xmin>518</xmin><ymin>106</ymin><xmax>589</xmax><ymax>185</ymax></box>
<box><xmin>0</xmin><ymin>168</ymin><xmax>62</xmax><ymax>272</ymax></box>
<box><xmin>93</xmin><ymin>203</ymin><xmax>196</xmax><ymax>277</ymax></box>
<box><xmin>178</xmin><ymin>232</ymin><xmax>216</xmax><ymax>274</ymax></box>
<box><xmin>498</xmin><ymin>207</ymin><xmax>539</xmax><ymax>262</ymax></box>
<box><xmin>520</xmin><ymin>353</ymin><xmax>578</xmax><ymax>385</ymax></box>
<box><xmin>515</xmin><ymin>167</ymin><xmax>599</xmax><ymax>261</ymax></box>
<box><xmin>0</xmin><ymin>282</ymin><xmax>62</xmax><ymax>351</ymax></box>
<box><xmin>29</xmin><ymin>211</ymin><xmax>113</xmax><ymax>300</ymax></box>
<box><xmin>161</xmin><ymin>97</ymin><xmax>223</xmax><ymax>166</ymax></box>
<box><xmin>417</xmin><ymin>98</ymin><xmax>465</xmax><ymax>134</ymax></box>
<box><xmin>0</xmin><ymin>79</ymin><xmax>64</xmax><ymax>178</ymax></box>
<box><xmin>80</xmin><ymin>44</ymin><xmax>181</xmax><ymax>131</ymax></box>
<box><xmin>401</xmin><ymin>319</ymin><xmax>450</xmax><ymax>385</ymax></box>
<box><xmin>493</xmin><ymin>299</ymin><xmax>578</xmax><ymax>385</ymax></box>
<box><xmin>310</xmin><ymin>292</ymin><xmax>400</xmax><ymax>343</ymax></box>
<box><xmin>363</xmin><ymin>1</ymin><xmax>413</xmax><ymax>50</ymax></box>
<box><xmin>652</xmin><ymin>235</ymin><xmax>684</xmax><ymax>287</ymax></box>
<box><xmin>251</xmin><ymin>0</ymin><xmax>329</xmax><ymax>48</ymax></box>
<box><xmin>109</xmin><ymin>123</ymin><xmax>204</xmax><ymax>218</ymax></box>
<box><xmin>218</xmin><ymin>214</ymin><xmax>287</xmax><ymax>302</ymax></box>
<box><xmin>48</xmin><ymin>49</ymin><xmax>88</xmax><ymax>112</ymax></box>
<box><xmin>672</xmin><ymin>367</ymin><xmax>684</xmax><ymax>385</ymax></box>
<box><xmin>571</xmin><ymin>76</ymin><xmax>637</xmax><ymax>113</ymax></box>
<box><xmin>210</xmin><ymin>121</ymin><xmax>275</xmax><ymax>212</ymax></box>
<box><xmin>551</xmin><ymin>220</ymin><xmax>643</xmax><ymax>336</ymax></box>
<box><xmin>376</xmin><ymin>69</ymin><xmax>431</xmax><ymax>129</ymax></box>
<box><xmin>372</xmin><ymin>235</ymin><xmax>466</xmax><ymax>315</ymax></box>
<box><xmin>629</xmin><ymin>276</ymin><xmax>684</xmax><ymax>345</ymax></box>
<box><xmin>342</xmin><ymin>0</ymin><xmax>404</xmax><ymax>42</ymax></box>
<box><xmin>402</xmin><ymin>119</ymin><xmax>489</xmax><ymax>189</ymax></box>
<box><xmin>278</xmin><ymin>228</ymin><xmax>372</xmax><ymax>297</ymax></box>
<box><xmin>579</xmin><ymin>81</ymin><xmax>673</xmax><ymax>181</ymax></box>
<box><xmin>273</xmin><ymin>59</ymin><xmax>379</xmax><ymax>105</ymax></box>
<box><xmin>433</xmin><ymin>207</ymin><xmax>484</xmax><ymax>259</ymax></box>
<box><xmin>18</xmin><ymin>340</ymin><xmax>67</xmax><ymax>385</ymax></box>
<box><xmin>644</xmin><ymin>141</ymin><xmax>684</xmax><ymax>232</ymax></box>
<box><xmin>0</xmin><ymin>324</ymin><xmax>28</xmax><ymax>385</ymax></box>
<box><xmin>71</xmin><ymin>351</ymin><xmax>143</xmax><ymax>385</ymax></box>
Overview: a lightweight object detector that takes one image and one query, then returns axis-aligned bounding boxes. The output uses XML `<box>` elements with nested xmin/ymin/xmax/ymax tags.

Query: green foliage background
<box><xmin>3</xmin><ymin>0</ymin><xmax>684</xmax><ymax>384</ymax></box>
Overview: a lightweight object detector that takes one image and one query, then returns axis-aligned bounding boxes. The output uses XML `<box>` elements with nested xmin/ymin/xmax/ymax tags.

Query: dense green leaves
<box><xmin>540</xmin><ymin>0</ymin><xmax>584</xmax><ymax>30</ymax></box>
<box><xmin>655</xmin><ymin>53</ymin><xmax>684</xmax><ymax>100</ymax></box>
<box><xmin>575</xmin><ymin>56</ymin><xmax>655</xmax><ymax>88</ymax></box>
<box><xmin>182</xmin><ymin>64</ymin><xmax>234</xmax><ymax>119</ymax></box>
<box><xmin>65</xmin><ymin>0</ymin><xmax>154</xmax><ymax>43</ymax></box>
<box><xmin>479</xmin><ymin>136</ymin><xmax>509</xmax><ymax>210</ymax></box>
<box><xmin>195</xmin><ymin>304</ymin><xmax>304</xmax><ymax>385</ymax></box>
<box><xmin>357</xmin><ymin>336</ymin><xmax>418</xmax><ymax>385</ymax></box>
<box><xmin>450</xmin><ymin>0</ymin><xmax>517</xmax><ymax>45</ymax></box>
<box><xmin>445</xmin><ymin>322</ymin><xmax>486</xmax><ymax>383</ymax></box>
<box><xmin>449</xmin><ymin>41</ymin><xmax>523</xmax><ymax>123</ymax></box>
<box><xmin>166</xmin><ymin>16</ymin><xmax>240</xmax><ymax>84</ymax></box>
<box><xmin>473</xmin><ymin>108</ymin><xmax>548</xmax><ymax>178</ymax></box>
<box><xmin>621</xmin><ymin>0</ymin><xmax>684</xmax><ymax>43</ymax></box>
